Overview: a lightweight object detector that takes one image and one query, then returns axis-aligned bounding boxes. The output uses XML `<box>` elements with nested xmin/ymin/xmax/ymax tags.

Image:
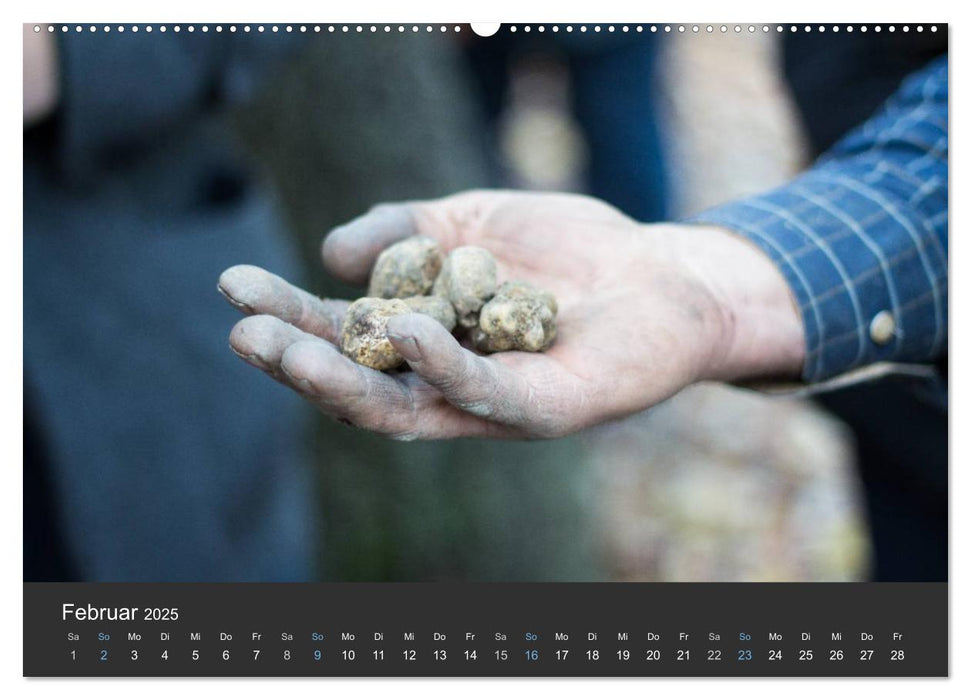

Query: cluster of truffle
<box><xmin>340</xmin><ymin>236</ymin><xmax>558</xmax><ymax>370</ymax></box>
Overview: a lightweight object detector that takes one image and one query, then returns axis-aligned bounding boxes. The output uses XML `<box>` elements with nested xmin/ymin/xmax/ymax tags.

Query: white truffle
<box><xmin>472</xmin><ymin>280</ymin><xmax>558</xmax><ymax>353</ymax></box>
<box><xmin>432</xmin><ymin>246</ymin><xmax>498</xmax><ymax>329</ymax></box>
<box><xmin>402</xmin><ymin>295</ymin><xmax>457</xmax><ymax>332</ymax></box>
<box><xmin>367</xmin><ymin>236</ymin><xmax>443</xmax><ymax>299</ymax></box>
<box><xmin>341</xmin><ymin>295</ymin><xmax>459</xmax><ymax>370</ymax></box>
<box><xmin>340</xmin><ymin>298</ymin><xmax>411</xmax><ymax>370</ymax></box>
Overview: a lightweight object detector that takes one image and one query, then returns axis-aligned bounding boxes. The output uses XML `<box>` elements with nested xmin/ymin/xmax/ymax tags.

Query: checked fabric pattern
<box><xmin>691</xmin><ymin>57</ymin><xmax>948</xmax><ymax>383</ymax></box>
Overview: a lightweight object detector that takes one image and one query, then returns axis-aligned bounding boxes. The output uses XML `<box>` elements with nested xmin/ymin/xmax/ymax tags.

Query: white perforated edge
<box><xmin>29</xmin><ymin>23</ymin><xmax>943</xmax><ymax>35</ymax></box>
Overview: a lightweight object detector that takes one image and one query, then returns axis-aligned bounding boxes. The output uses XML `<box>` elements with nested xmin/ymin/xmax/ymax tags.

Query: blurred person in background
<box><xmin>222</xmin><ymin>49</ymin><xmax>947</xmax><ymax>582</ymax></box>
<box><xmin>24</xmin><ymin>25</ymin><xmax>614</xmax><ymax>585</ymax></box>
<box><xmin>23</xmin><ymin>26</ymin><xmax>315</xmax><ymax>581</ymax></box>
<box><xmin>464</xmin><ymin>29</ymin><xmax>667</xmax><ymax>221</ymax></box>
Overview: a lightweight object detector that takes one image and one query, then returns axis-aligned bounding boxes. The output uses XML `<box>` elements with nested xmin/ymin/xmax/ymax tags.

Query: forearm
<box><xmin>689</xmin><ymin>57</ymin><xmax>948</xmax><ymax>383</ymax></box>
<box><xmin>664</xmin><ymin>223</ymin><xmax>806</xmax><ymax>382</ymax></box>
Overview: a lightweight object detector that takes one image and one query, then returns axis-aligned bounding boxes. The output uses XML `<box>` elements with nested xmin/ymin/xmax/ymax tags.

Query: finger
<box><xmin>385</xmin><ymin>313</ymin><xmax>563</xmax><ymax>436</ymax></box>
<box><xmin>218</xmin><ymin>264</ymin><xmax>348</xmax><ymax>343</ymax></box>
<box><xmin>230</xmin><ymin>314</ymin><xmax>417</xmax><ymax>436</ymax></box>
<box><xmin>321</xmin><ymin>204</ymin><xmax>419</xmax><ymax>285</ymax></box>
<box><xmin>320</xmin><ymin>191</ymin><xmax>499</xmax><ymax>284</ymax></box>
<box><xmin>279</xmin><ymin>339</ymin><xmax>515</xmax><ymax>440</ymax></box>
<box><xmin>229</xmin><ymin>314</ymin><xmax>320</xmax><ymax>381</ymax></box>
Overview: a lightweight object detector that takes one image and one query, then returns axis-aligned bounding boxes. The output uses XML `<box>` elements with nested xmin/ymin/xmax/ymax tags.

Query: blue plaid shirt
<box><xmin>691</xmin><ymin>57</ymin><xmax>948</xmax><ymax>383</ymax></box>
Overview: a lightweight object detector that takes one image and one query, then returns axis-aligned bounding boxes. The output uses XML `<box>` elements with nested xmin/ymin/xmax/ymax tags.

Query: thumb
<box><xmin>385</xmin><ymin>313</ymin><xmax>542</xmax><ymax>430</ymax></box>
<box><xmin>320</xmin><ymin>190</ymin><xmax>509</xmax><ymax>286</ymax></box>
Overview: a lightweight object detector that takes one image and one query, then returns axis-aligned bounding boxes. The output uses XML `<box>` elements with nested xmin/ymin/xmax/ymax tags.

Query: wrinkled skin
<box><xmin>218</xmin><ymin>190</ymin><xmax>804</xmax><ymax>440</ymax></box>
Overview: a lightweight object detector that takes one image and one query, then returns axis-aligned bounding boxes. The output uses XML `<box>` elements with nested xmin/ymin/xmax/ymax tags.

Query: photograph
<box><xmin>23</xmin><ymin>21</ymin><xmax>946</xmax><ymax>591</ymax></box>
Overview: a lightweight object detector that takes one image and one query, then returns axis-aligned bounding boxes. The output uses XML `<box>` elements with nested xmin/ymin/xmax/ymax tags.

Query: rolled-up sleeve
<box><xmin>690</xmin><ymin>56</ymin><xmax>948</xmax><ymax>383</ymax></box>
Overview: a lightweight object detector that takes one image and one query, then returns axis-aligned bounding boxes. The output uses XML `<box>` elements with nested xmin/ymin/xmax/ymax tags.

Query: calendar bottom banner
<box><xmin>24</xmin><ymin>582</ymin><xmax>947</xmax><ymax>677</ymax></box>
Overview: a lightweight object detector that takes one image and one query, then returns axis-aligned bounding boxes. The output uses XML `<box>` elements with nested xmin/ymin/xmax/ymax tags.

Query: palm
<box><xmin>441</xmin><ymin>193</ymin><xmax>709</xmax><ymax>427</ymax></box>
<box><xmin>220</xmin><ymin>191</ymin><xmax>720</xmax><ymax>439</ymax></box>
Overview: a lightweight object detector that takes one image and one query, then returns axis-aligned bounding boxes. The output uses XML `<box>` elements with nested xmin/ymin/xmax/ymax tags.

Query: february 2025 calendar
<box><xmin>23</xmin><ymin>21</ymin><xmax>948</xmax><ymax>680</ymax></box>
<box><xmin>25</xmin><ymin>583</ymin><xmax>947</xmax><ymax>676</ymax></box>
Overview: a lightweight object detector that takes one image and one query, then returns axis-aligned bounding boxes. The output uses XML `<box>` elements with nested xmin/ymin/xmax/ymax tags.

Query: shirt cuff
<box><xmin>687</xmin><ymin>169</ymin><xmax>947</xmax><ymax>384</ymax></box>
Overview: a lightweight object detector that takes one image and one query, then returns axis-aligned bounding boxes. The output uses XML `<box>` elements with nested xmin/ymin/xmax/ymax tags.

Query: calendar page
<box><xmin>21</xmin><ymin>17</ymin><xmax>948</xmax><ymax>680</ymax></box>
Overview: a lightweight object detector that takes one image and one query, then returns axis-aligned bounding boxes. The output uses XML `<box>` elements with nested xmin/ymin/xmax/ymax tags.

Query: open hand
<box><xmin>218</xmin><ymin>190</ymin><xmax>803</xmax><ymax>439</ymax></box>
